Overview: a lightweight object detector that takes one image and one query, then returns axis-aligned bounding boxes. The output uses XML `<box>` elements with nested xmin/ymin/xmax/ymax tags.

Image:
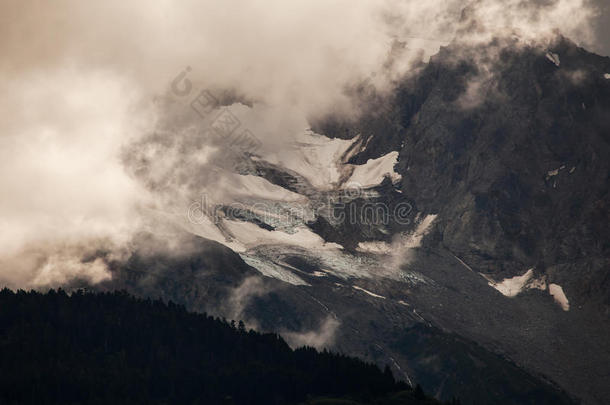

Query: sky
<box><xmin>0</xmin><ymin>0</ymin><xmax>608</xmax><ymax>288</ymax></box>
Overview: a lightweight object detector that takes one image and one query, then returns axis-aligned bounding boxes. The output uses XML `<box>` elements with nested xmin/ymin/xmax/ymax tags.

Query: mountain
<box><xmin>83</xmin><ymin>35</ymin><xmax>608</xmax><ymax>404</ymax></box>
<box><xmin>0</xmin><ymin>288</ymin><xmax>446</xmax><ymax>405</ymax></box>
<box><xmin>93</xmin><ymin>232</ymin><xmax>574</xmax><ymax>405</ymax></box>
<box><xmin>312</xmin><ymin>35</ymin><xmax>610</xmax><ymax>403</ymax></box>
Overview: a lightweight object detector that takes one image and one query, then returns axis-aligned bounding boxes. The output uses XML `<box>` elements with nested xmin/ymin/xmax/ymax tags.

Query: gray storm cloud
<box><xmin>0</xmin><ymin>0</ymin><xmax>604</xmax><ymax>287</ymax></box>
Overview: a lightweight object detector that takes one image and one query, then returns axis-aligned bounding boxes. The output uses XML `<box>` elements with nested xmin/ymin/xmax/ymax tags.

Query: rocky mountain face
<box><xmin>319</xmin><ymin>35</ymin><xmax>610</xmax><ymax>311</ymax></box>
<box><xmin>97</xmin><ymin>233</ymin><xmax>575</xmax><ymax>405</ymax></box>
<box><xmin>88</xmin><ymin>36</ymin><xmax>609</xmax><ymax>404</ymax></box>
<box><xmin>406</xmin><ymin>36</ymin><xmax>609</xmax><ymax>308</ymax></box>
<box><xmin>310</xmin><ymin>36</ymin><xmax>610</xmax><ymax>404</ymax></box>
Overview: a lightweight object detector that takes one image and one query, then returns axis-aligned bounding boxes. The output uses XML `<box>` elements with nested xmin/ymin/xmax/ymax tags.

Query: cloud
<box><xmin>455</xmin><ymin>0</ymin><xmax>599</xmax><ymax>45</ymax></box>
<box><xmin>0</xmin><ymin>0</ymin><xmax>604</xmax><ymax>287</ymax></box>
<box><xmin>225</xmin><ymin>276</ymin><xmax>268</xmax><ymax>328</ymax></box>
<box><xmin>0</xmin><ymin>67</ymin><xmax>151</xmax><ymax>288</ymax></box>
<box><xmin>281</xmin><ymin>316</ymin><xmax>341</xmax><ymax>350</ymax></box>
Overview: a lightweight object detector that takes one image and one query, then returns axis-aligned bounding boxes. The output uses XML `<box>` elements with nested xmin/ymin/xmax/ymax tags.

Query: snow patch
<box><xmin>225</xmin><ymin>173</ymin><xmax>303</xmax><ymax>202</ymax></box>
<box><xmin>240</xmin><ymin>254</ymin><xmax>309</xmax><ymax>286</ymax></box>
<box><xmin>263</xmin><ymin>131</ymin><xmax>357</xmax><ymax>190</ymax></box>
<box><xmin>487</xmin><ymin>268</ymin><xmax>535</xmax><ymax>297</ymax></box>
<box><xmin>247</xmin><ymin>244</ymin><xmax>396</xmax><ymax>281</ymax></box>
<box><xmin>545</xmin><ymin>52</ymin><xmax>560</xmax><ymax>66</ymax></box>
<box><xmin>549</xmin><ymin>283</ymin><xmax>570</xmax><ymax>311</ymax></box>
<box><xmin>353</xmin><ymin>285</ymin><xmax>386</xmax><ymax>299</ymax></box>
<box><xmin>485</xmin><ymin>268</ymin><xmax>550</xmax><ymax>298</ymax></box>
<box><xmin>223</xmin><ymin>220</ymin><xmax>340</xmax><ymax>251</ymax></box>
<box><xmin>347</xmin><ymin>151</ymin><xmax>401</xmax><ymax>187</ymax></box>
<box><xmin>184</xmin><ymin>215</ymin><xmax>247</xmax><ymax>252</ymax></box>
<box><xmin>484</xmin><ymin>269</ymin><xmax>569</xmax><ymax>310</ymax></box>
<box><xmin>187</xmin><ymin>216</ymin><xmax>344</xmax><ymax>259</ymax></box>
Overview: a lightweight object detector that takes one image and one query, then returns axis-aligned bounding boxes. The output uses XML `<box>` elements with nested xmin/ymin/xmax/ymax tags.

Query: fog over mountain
<box><xmin>0</xmin><ymin>0</ymin><xmax>605</xmax><ymax>286</ymax></box>
<box><xmin>1</xmin><ymin>2</ymin><xmax>609</xmax><ymax>404</ymax></box>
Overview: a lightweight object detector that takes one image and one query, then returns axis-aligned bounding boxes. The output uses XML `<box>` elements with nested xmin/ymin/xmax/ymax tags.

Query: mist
<box><xmin>0</xmin><ymin>0</ymin><xmax>605</xmax><ymax>287</ymax></box>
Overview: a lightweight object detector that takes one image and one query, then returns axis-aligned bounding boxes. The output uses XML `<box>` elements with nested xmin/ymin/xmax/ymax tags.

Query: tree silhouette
<box><xmin>0</xmin><ymin>288</ymin><xmax>447</xmax><ymax>405</ymax></box>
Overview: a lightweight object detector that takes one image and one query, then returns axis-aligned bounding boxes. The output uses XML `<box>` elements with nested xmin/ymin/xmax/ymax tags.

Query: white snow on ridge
<box><xmin>222</xmin><ymin>219</ymin><xmax>341</xmax><ymax>252</ymax></box>
<box><xmin>240</xmin><ymin>254</ymin><xmax>309</xmax><ymax>286</ymax></box>
<box><xmin>183</xmin><ymin>214</ymin><xmax>247</xmax><ymax>252</ymax></box>
<box><xmin>186</xmin><ymin>213</ymin><xmax>343</xmax><ymax>257</ymax></box>
<box><xmin>262</xmin><ymin>131</ymin><xmax>357</xmax><ymax>190</ymax></box>
<box><xmin>250</xmin><ymin>131</ymin><xmax>400</xmax><ymax>192</ymax></box>
<box><xmin>487</xmin><ymin>268</ymin><xmax>535</xmax><ymax>297</ymax></box>
<box><xmin>347</xmin><ymin>151</ymin><xmax>402</xmax><ymax>187</ymax></box>
<box><xmin>183</xmin><ymin>131</ymin><xmax>421</xmax><ymax>285</ymax></box>
<box><xmin>353</xmin><ymin>285</ymin><xmax>386</xmax><ymax>299</ymax></box>
<box><xmin>225</xmin><ymin>174</ymin><xmax>303</xmax><ymax>202</ymax></box>
<box><xmin>549</xmin><ymin>283</ymin><xmax>570</xmax><ymax>311</ymax></box>
<box><xmin>486</xmin><ymin>268</ymin><xmax>548</xmax><ymax>297</ymax></box>
<box><xmin>245</xmin><ymin>243</ymin><xmax>391</xmax><ymax>281</ymax></box>
<box><xmin>485</xmin><ymin>269</ymin><xmax>569</xmax><ymax>311</ymax></box>
<box><xmin>545</xmin><ymin>52</ymin><xmax>560</xmax><ymax>67</ymax></box>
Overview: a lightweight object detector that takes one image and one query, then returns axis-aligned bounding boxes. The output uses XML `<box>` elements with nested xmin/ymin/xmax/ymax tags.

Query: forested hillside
<box><xmin>0</xmin><ymin>289</ymin><xmax>448</xmax><ymax>405</ymax></box>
